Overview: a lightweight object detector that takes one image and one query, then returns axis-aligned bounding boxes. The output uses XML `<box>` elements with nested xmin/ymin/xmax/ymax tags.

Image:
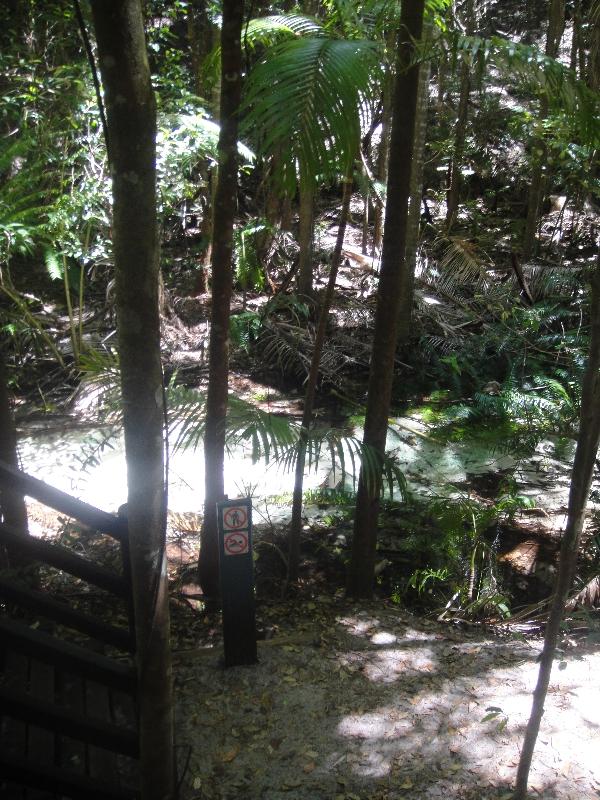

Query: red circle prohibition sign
<box><xmin>224</xmin><ymin>531</ymin><xmax>249</xmax><ymax>555</ymax></box>
<box><xmin>223</xmin><ymin>506</ymin><xmax>248</xmax><ymax>530</ymax></box>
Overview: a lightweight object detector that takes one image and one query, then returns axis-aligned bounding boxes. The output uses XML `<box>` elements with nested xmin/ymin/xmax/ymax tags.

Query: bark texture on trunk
<box><xmin>89</xmin><ymin>3</ymin><xmax>174</xmax><ymax>797</ymax></box>
<box><xmin>288</xmin><ymin>177</ymin><xmax>353</xmax><ymax>584</ymax></box>
<box><xmin>188</xmin><ymin>0</ymin><xmax>214</xmax><ymax>97</ymax></box>
<box><xmin>199</xmin><ymin>0</ymin><xmax>245</xmax><ymax>601</ymax></box>
<box><xmin>0</xmin><ymin>354</ymin><xmax>29</xmax><ymax>571</ymax></box>
<box><xmin>372</xmin><ymin>32</ymin><xmax>395</xmax><ymax>256</ymax></box>
<box><xmin>347</xmin><ymin>0</ymin><xmax>425</xmax><ymax>599</ymax></box>
<box><xmin>514</xmin><ymin>253</ymin><xmax>600</xmax><ymax>799</ymax></box>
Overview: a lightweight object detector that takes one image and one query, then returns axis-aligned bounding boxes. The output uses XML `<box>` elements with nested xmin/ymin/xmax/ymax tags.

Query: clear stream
<box><xmin>18</xmin><ymin>414</ymin><xmax>582</xmax><ymax>519</ymax></box>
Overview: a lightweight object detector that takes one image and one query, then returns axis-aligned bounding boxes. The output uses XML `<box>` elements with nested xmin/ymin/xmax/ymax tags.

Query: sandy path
<box><xmin>174</xmin><ymin>601</ymin><xmax>600</xmax><ymax>800</ymax></box>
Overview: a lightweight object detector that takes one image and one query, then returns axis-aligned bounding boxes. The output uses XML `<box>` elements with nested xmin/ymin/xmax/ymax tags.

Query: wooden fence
<box><xmin>0</xmin><ymin>460</ymin><xmax>140</xmax><ymax>799</ymax></box>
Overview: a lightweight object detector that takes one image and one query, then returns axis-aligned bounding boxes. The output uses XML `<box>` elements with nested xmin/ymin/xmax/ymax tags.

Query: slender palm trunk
<box><xmin>514</xmin><ymin>254</ymin><xmax>600</xmax><ymax>799</ymax></box>
<box><xmin>397</xmin><ymin>24</ymin><xmax>431</xmax><ymax>344</ymax></box>
<box><xmin>297</xmin><ymin>181</ymin><xmax>314</xmax><ymax>298</ymax></box>
<box><xmin>522</xmin><ymin>0</ymin><xmax>565</xmax><ymax>259</ymax></box>
<box><xmin>90</xmin><ymin>2</ymin><xmax>174</xmax><ymax>797</ymax></box>
<box><xmin>348</xmin><ymin>0</ymin><xmax>425</xmax><ymax>599</ymax></box>
<box><xmin>372</xmin><ymin>39</ymin><xmax>394</xmax><ymax>255</ymax></box>
<box><xmin>187</xmin><ymin>0</ymin><xmax>214</xmax><ymax>97</ymax></box>
<box><xmin>445</xmin><ymin>0</ymin><xmax>475</xmax><ymax>230</ymax></box>
<box><xmin>199</xmin><ymin>0</ymin><xmax>245</xmax><ymax>601</ymax></box>
<box><xmin>288</xmin><ymin>177</ymin><xmax>353</xmax><ymax>584</ymax></box>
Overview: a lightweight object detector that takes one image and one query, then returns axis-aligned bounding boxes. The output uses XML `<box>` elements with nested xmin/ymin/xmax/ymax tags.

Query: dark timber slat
<box><xmin>85</xmin><ymin>680</ymin><xmax>120</xmax><ymax>786</ymax></box>
<box><xmin>0</xmin><ymin>462</ymin><xmax>139</xmax><ymax>797</ymax></box>
<box><xmin>0</xmin><ymin>459</ymin><xmax>127</xmax><ymax>542</ymax></box>
<box><xmin>0</xmin><ymin>525</ymin><xmax>128</xmax><ymax>598</ymax></box>
<box><xmin>0</xmin><ymin>651</ymin><xmax>28</xmax><ymax>800</ymax></box>
<box><xmin>0</xmin><ymin>619</ymin><xmax>136</xmax><ymax>692</ymax></box>
<box><xmin>0</xmin><ymin>576</ymin><xmax>133</xmax><ymax>652</ymax></box>
<box><xmin>0</xmin><ymin>755</ymin><xmax>139</xmax><ymax>800</ymax></box>
<box><xmin>56</xmin><ymin>670</ymin><xmax>87</xmax><ymax>785</ymax></box>
<box><xmin>26</xmin><ymin>659</ymin><xmax>56</xmax><ymax>800</ymax></box>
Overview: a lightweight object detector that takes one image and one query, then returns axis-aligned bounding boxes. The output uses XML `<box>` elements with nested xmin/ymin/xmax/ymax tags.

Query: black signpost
<box><xmin>217</xmin><ymin>497</ymin><xmax>257</xmax><ymax>667</ymax></box>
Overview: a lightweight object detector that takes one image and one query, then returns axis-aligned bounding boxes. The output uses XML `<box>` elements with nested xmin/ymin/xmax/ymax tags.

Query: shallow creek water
<box><xmin>17</xmin><ymin>412</ymin><xmax>584</xmax><ymax>521</ymax></box>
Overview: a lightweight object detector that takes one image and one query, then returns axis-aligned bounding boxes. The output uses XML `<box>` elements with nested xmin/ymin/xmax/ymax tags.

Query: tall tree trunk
<box><xmin>198</xmin><ymin>0</ymin><xmax>245</xmax><ymax>601</ymax></box>
<box><xmin>288</xmin><ymin>177</ymin><xmax>353</xmax><ymax>584</ymax></box>
<box><xmin>397</xmin><ymin>21</ymin><xmax>432</xmax><ymax>344</ymax></box>
<box><xmin>89</xmin><ymin>3</ymin><xmax>174</xmax><ymax>798</ymax></box>
<box><xmin>187</xmin><ymin>0</ymin><xmax>214</xmax><ymax>97</ymax></box>
<box><xmin>513</xmin><ymin>252</ymin><xmax>600</xmax><ymax>799</ymax></box>
<box><xmin>372</xmin><ymin>32</ymin><xmax>395</xmax><ymax>256</ymax></box>
<box><xmin>569</xmin><ymin>0</ymin><xmax>582</xmax><ymax>76</ymax></box>
<box><xmin>522</xmin><ymin>0</ymin><xmax>566</xmax><ymax>260</ymax></box>
<box><xmin>297</xmin><ymin>182</ymin><xmax>314</xmax><ymax>298</ymax></box>
<box><xmin>0</xmin><ymin>352</ymin><xmax>30</xmax><ymax>571</ymax></box>
<box><xmin>445</xmin><ymin>0</ymin><xmax>475</xmax><ymax>230</ymax></box>
<box><xmin>587</xmin><ymin>1</ymin><xmax>599</xmax><ymax>92</ymax></box>
<box><xmin>347</xmin><ymin>0</ymin><xmax>425</xmax><ymax>599</ymax></box>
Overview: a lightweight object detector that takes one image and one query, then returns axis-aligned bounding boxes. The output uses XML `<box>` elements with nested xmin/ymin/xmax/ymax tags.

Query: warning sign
<box><xmin>223</xmin><ymin>530</ymin><xmax>249</xmax><ymax>556</ymax></box>
<box><xmin>222</xmin><ymin>506</ymin><xmax>248</xmax><ymax>531</ymax></box>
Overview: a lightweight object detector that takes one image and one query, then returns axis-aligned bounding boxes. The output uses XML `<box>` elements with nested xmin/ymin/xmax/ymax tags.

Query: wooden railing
<box><xmin>0</xmin><ymin>460</ymin><xmax>140</xmax><ymax>799</ymax></box>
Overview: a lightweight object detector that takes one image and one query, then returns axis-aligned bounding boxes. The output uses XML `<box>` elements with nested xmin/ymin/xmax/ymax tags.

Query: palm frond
<box><xmin>242</xmin><ymin>37</ymin><xmax>380</xmax><ymax>192</ymax></box>
<box><xmin>167</xmin><ymin>387</ymin><xmax>405</xmax><ymax>498</ymax></box>
<box><xmin>450</xmin><ymin>34</ymin><xmax>600</xmax><ymax>146</ymax></box>
<box><xmin>244</xmin><ymin>14</ymin><xmax>325</xmax><ymax>46</ymax></box>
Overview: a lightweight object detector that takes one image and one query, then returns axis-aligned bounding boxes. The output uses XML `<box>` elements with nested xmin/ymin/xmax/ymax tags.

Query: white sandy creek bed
<box><xmin>173</xmin><ymin>601</ymin><xmax>600</xmax><ymax>800</ymax></box>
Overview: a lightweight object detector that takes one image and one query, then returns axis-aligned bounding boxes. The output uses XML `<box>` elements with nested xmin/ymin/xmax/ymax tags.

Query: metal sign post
<box><xmin>217</xmin><ymin>497</ymin><xmax>257</xmax><ymax>667</ymax></box>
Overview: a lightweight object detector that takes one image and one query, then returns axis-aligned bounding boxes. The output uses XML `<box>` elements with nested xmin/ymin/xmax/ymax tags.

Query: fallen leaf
<box><xmin>282</xmin><ymin>779</ymin><xmax>302</xmax><ymax>790</ymax></box>
<box><xmin>400</xmin><ymin>779</ymin><xmax>414</xmax><ymax>789</ymax></box>
<box><xmin>192</xmin><ymin>777</ymin><xmax>202</xmax><ymax>790</ymax></box>
<box><xmin>303</xmin><ymin>762</ymin><xmax>316</xmax><ymax>773</ymax></box>
<box><xmin>221</xmin><ymin>746</ymin><xmax>239</xmax><ymax>763</ymax></box>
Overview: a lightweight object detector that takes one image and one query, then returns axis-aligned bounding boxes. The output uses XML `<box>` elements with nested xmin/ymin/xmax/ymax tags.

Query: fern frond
<box><xmin>44</xmin><ymin>249</ymin><xmax>63</xmax><ymax>281</ymax></box>
<box><xmin>167</xmin><ymin>387</ymin><xmax>405</xmax><ymax>498</ymax></box>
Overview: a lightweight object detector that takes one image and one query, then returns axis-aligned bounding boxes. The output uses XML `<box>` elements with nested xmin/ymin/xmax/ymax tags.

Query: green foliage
<box><xmin>397</xmin><ymin>490</ymin><xmax>533</xmax><ymax>618</ymax></box>
<box><xmin>157</xmin><ymin>112</ymin><xmax>254</xmax><ymax>221</ymax></box>
<box><xmin>230</xmin><ymin>311</ymin><xmax>263</xmax><ymax>352</ymax></box>
<box><xmin>243</xmin><ymin>36</ymin><xmax>380</xmax><ymax>193</ymax></box>
<box><xmin>408</xmin><ymin>567</ymin><xmax>449</xmax><ymax>595</ymax></box>
<box><xmin>0</xmin><ymin>138</ymin><xmax>51</xmax><ymax>264</ymax></box>
<box><xmin>425</xmin><ymin>373</ymin><xmax>581</xmax><ymax>457</ymax></box>
<box><xmin>244</xmin><ymin>14</ymin><xmax>325</xmax><ymax>45</ymax></box>
<box><xmin>167</xmin><ymin>386</ymin><xmax>405</xmax><ymax>499</ymax></box>
<box><xmin>233</xmin><ymin>219</ymin><xmax>269</xmax><ymax>292</ymax></box>
<box><xmin>450</xmin><ymin>34</ymin><xmax>600</xmax><ymax>147</ymax></box>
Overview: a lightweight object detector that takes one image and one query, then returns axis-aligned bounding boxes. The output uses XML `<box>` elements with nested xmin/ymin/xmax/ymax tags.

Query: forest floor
<box><xmin>173</xmin><ymin>597</ymin><xmax>600</xmax><ymax>800</ymax></box>
<box><xmin>24</xmin><ymin>496</ymin><xmax>600</xmax><ymax>800</ymax></box>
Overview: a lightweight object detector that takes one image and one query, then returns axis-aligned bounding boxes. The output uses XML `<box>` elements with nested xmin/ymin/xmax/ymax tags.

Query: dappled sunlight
<box><xmin>174</xmin><ymin>601</ymin><xmax>600</xmax><ymax>800</ymax></box>
<box><xmin>326</xmin><ymin>610</ymin><xmax>600</xmax><ymax>797</ymax></box>
<box><xmin>18</xmin><ymin>426</ymin><xmax>333</xmax><ymax>514</ymax></box>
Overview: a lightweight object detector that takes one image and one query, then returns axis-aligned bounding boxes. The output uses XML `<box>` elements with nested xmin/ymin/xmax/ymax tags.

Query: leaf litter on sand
<box><xmin>174</xmin><ymin>599</ymin><xmax>600</xmax><ymax>800</ymax></box>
